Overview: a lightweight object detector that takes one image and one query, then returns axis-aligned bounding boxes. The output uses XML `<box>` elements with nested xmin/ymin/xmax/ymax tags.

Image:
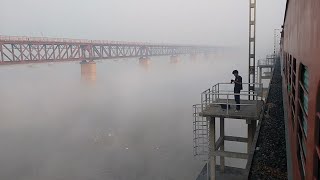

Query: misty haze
<box><xmin>0</xmin><ymin>0</ymin><xmax>286</xmax><ymax>180</ymax></box>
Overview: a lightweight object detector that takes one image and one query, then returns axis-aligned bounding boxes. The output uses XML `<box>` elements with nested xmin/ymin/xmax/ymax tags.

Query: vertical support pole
<box><xmin>214</xmin><ymin>85</ymin><xmax>217</xmax><ymax>101</ymax></box>
<box><xmin>247</xmin><ymin>120</ymin><xmax>257</xmax><ymax>152</ymax></box>
<box><xmin>248</xmin><ymin>0</ymin><xmax>257</xmax><ymax>100</ymax></box>
<box><xmin>100</xmin><ymin>46</ymin><xmax>103</xmax><ymax>58</ymax></box>
<box><xmin>11</xmin><ymin>44</ymin><xmax>15</xmax><ymax>61</ymax></box>
<box><xmin>201</xmin><ymin>93</ymin><xmax>204</xmax><ymax>111</ymax></box>
<box><xmin>220</xmin><ymin>117</ymin><xmax>225</xmax><ymax>172</ymax></box>
<box><xmin>259</xmin><ymin>67</ymin><xmax>262</xmax><ymax>84</ymax></box>
<box><xmin>273</xmin><ymin>29</ymin><xmax>280</xmax><ymax>56</ymax></box>
<box><xmin>226</xmin><ymin>95</ymin><xmax>229</xmax><ymax>115</ymax></box>
<box><xmin>260</xmin><ymin>83</ymin><xmax>263</xmax><ymax>99</ymax></box>
<box><xmin>58</xmin><ymin>45</ymin><xmax>61</xmax><ymax>60</ymax></box>
<box><xmin>108</xmin><ymin>45</ymin><xmax>112</xmax><ymax>57</ymax></box>
<box><xmin>70</xmin><ymin>45</ymin><xmax>74</xmax><ymax>59</ymax></box>
<box><xmin>19</xmin><ymin>44</ymin><xmax>23</xmax><ymax>61</ymax></box>
<box><xmin>53</xmin><ymin>45</ymin><xmax>56</xmax><ymax>60</ymax></box>
<box><xmin>29</xmin><ymin>44</ymin><xmax>32</xmax><ymax>61</ymax></box>
<box><xmin>252</xmin><ymin>120</ymin><xmax>257</xmax><ymax>138</ymax></box>
<box><xmin>217</xmin><ymin>84</ymin><xmax>220</xmax><ymax>99</ymax></box>
<box><xmin>209</xmin><ymin>117</ymin><xmax>216</xmax><ymax>180</ymax></box>
<box><xmin>44</xmin><ymin>45</ymin><xmax>48</xmax><ymax>60</ymax></box>
<box><xmin>67</xmin><ymin>45</ymin><xmax>70</xmax><ymax>59</ymax></box>
<box><xmin>247</xmin><ymin>120</ymin><xmax>253</xmax><ymax>152</ymax></box>
<box><xmin>89</xmin><ymin>45</ymin><xmax>93</xmax><ymax>60</ymax></box>
<box><xmin>37</xmin><ymin>44</ymin><xmax>40</xmax><ymax>60</ymax></box>
<box><xmin>80</xmin><ymin>45</ymin><xmax>84</xmax><ymax>60</ymax></box>
<box><xmin>116</xmin><ymin>45</ymin><xmax>119</xmax><ymax>57</ymax></box>
<box><xmin>0</xmin><ymin>43</ymin><xmax>3</xmax><ymax>62</ymax></box>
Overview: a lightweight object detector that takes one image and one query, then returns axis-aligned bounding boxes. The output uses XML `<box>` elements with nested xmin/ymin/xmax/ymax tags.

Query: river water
<box><xmin>0</xmin><ymin>51</ymin><xmax>250</xmax><ymax>180</ymax></box>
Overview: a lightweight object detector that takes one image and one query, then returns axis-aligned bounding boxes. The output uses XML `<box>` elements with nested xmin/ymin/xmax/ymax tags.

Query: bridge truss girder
<box><xmin>0</xmin><ymin>38</ymin><xmax>217</xmax><ymax>65</ymax></box>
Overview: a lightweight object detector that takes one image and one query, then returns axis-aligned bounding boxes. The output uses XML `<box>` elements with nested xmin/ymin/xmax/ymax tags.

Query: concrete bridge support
<box><xmin>207</xmin><ymin>117</ymin><xmax>257</xmax><ymax>180</ymax></box>
<box><xmin>80</xmin><ymin>60</ymin><xmax>96</xmax><ymax>83</ymax></box>
<box><xmin>190</xmin><ymin>54</ymin><xmax>197</xmax><ymax>61</ymax></box>
<box><xmin>220</xmin><ymin>117</ymin><xmax>225</xmax><ymax>172</ymax></box>
<box><xmin>170</xmin><ymin>55</ymin><xmax>180</xmax><ymax>64</ymax></box>
<box><xmin>209</xmin><ymin>117</ymin><xmax>216</xmax><ymax>179</ymax></box>
<box><xmin>204</xmin><ymin>53</ymin><xmax>210</xmax><ymax>60</ymax></box>
<box><xmin>139</xmin><ymin>57</ymin><xmax>151</xmax><ymax>69</ymax></box>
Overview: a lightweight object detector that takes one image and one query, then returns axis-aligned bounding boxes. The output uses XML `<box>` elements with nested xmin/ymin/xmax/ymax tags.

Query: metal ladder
<box><xmin>193</xmin><ymin>104</ymin><xmax>209</xmax><ymax>160</ymax></box>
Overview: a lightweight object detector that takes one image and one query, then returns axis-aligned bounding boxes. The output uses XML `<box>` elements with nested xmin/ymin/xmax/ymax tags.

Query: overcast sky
<box><xmin>0</xmin><ymin>0</ymin><xmax>286</xmax><ymax>58</ymax></box>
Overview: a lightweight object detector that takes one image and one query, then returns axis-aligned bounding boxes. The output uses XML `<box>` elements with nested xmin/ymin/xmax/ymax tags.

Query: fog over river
<box><xmin>0</xmin><ymin>51</ymin><xmax>251</xmax><ymax>180</ymax></box>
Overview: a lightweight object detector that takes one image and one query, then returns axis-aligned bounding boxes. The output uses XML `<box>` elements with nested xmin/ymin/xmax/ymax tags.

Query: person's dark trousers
<box><xmin>234</xmin><ymin>89</ymin><xmax>241</xmax><ymax>110</ymax></box>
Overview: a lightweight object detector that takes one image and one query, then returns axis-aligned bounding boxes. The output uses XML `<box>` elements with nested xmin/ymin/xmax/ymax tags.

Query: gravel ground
<box><xmin>249</xmin><ymin>60</ymin><xmax>288</xmax><ymax>180</ymax></box>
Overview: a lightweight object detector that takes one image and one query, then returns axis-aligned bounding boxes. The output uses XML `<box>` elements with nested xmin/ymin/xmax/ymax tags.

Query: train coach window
<box><xmin>299</xmin><ymin>64</ymin><xmax>309</xmax><ymax>126</ymax></box>
<box><xmin>297</xmin><ymin>64</ymin><xmax>309</xmax><ymax>179</ymax></box>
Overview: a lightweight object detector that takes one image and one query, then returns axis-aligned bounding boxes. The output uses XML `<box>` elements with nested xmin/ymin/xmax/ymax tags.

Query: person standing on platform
<box><xmin>231</xmin><ymin>70</ymin><xmax>243</xmax><ymax>112</ymax></box>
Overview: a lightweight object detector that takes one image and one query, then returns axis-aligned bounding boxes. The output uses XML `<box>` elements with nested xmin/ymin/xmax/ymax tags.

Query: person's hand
<box><xmin>231</xmin><ymin>80</ymin><xmax>234</xmax><ymax>83</ymax></box>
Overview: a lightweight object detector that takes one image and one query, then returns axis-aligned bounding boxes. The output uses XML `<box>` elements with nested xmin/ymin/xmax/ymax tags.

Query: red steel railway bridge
<box><xmin>0</xmin><ymin>35</ymin><xmax>220</xmax><ymax>82</ymax></box>
<box><xmin>0</xmin><ymin>35</ymin><xmax>219</xmax><ymax>65</ymax></box>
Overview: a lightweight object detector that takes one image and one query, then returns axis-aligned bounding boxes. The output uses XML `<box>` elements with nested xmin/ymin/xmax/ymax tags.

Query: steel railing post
<box><xmin>227</xmin><ymin>94</ymin><xmax>229</xmax><ymax>115</ymax></box>
<box><xmin>218</xmin><ymin>83</ymin><xmax>220</xmax><ymax>99</ymax></box>
<box><xmin>205</xmin><ymin>93</ymin><xmax>207</xmax><ymax>107</ymax></box>
<box><xmin>215</xmin><ymin>85</ymin><xmax>217</xmax><ymax>101</ymax></box>
<box><xmin>260</xmin><ymin>83</ymin><xmax>263</xmax><ymax>99</ymax></box>
<box><xmin>207</xmin><ymin>159</ymin><xmax>210</xmax><ymax>180</ymax></box>
<box><xmin>201</xmin><ymin>93</ymin><xmax>203</xmax><ymax>111</ymax></box>
<box><xmin>256</xmin><ymin>95</ymin><xmax>258</xmax><ymax>116</ymax></box>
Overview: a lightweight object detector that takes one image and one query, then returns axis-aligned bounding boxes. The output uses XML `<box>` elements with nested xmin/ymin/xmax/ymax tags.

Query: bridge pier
<box><xmin>170</xmin><ymin>55</ymin><xmax>180</xmax><ymax>64</ymax></box>
<box><xmin>80</xmin><ymin>60</ymin><xmax>96</xmax><ymax>83</ymax></box>
<box><xmin>209</xmin><ymin>117</ymin><xmax>216</xmax><ymax>180</ymax></box>
<box><xmin>204</xmin><ymin>53</ymin><xmax>211</xmax><ymax>60</ymax></box>
<box><xmin>139</xmin><ymin>57</ymin><xmax>151</xmax><ymax>69</ymax></box>
<box><xmin>205</xmin><ymin>52</ymin><xmax>216</xmax><ymax>60</ymax></box>
<box><xmin>190</xmin><ymin>54</ymin><xmax>197</xmax><ymax>61</ymax></box>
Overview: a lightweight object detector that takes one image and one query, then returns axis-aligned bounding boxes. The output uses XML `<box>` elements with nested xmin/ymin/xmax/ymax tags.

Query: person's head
<box><xmin>232</xmin><ymin>70</ymin><xmax>239</xmax><ymax>77</ymax></box>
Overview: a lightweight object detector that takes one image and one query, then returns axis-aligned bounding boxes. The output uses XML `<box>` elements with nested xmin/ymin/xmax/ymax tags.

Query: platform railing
<box><xmin>209</xmin><ymin>83</ymin><xmax>263</xmax><ymax>101</ymax></box>
<box><xmin>258</xmin><ymin>58</ymin><xmax>276</xmax><ymax>66</ymax></box>
<box><xmin>201</xmin><ymin>82</ymin><xmax>264</xmax><ymax>116</ymax></box>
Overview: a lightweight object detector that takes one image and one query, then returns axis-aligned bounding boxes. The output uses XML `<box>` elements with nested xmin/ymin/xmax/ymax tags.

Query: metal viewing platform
<box><xmin>198</xmin><ymin>83</ymin><xmax>264</xmax><ymax>120</ymax></box>
<box><xmin>257</xmin><ymin>55</ymin><xmax>276</xmax><ymax>83</ymax></box>
<box><xmin>193</xmin><ymin>83</ymin><xmax>265</xmax><ymax>180</ymax></box>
